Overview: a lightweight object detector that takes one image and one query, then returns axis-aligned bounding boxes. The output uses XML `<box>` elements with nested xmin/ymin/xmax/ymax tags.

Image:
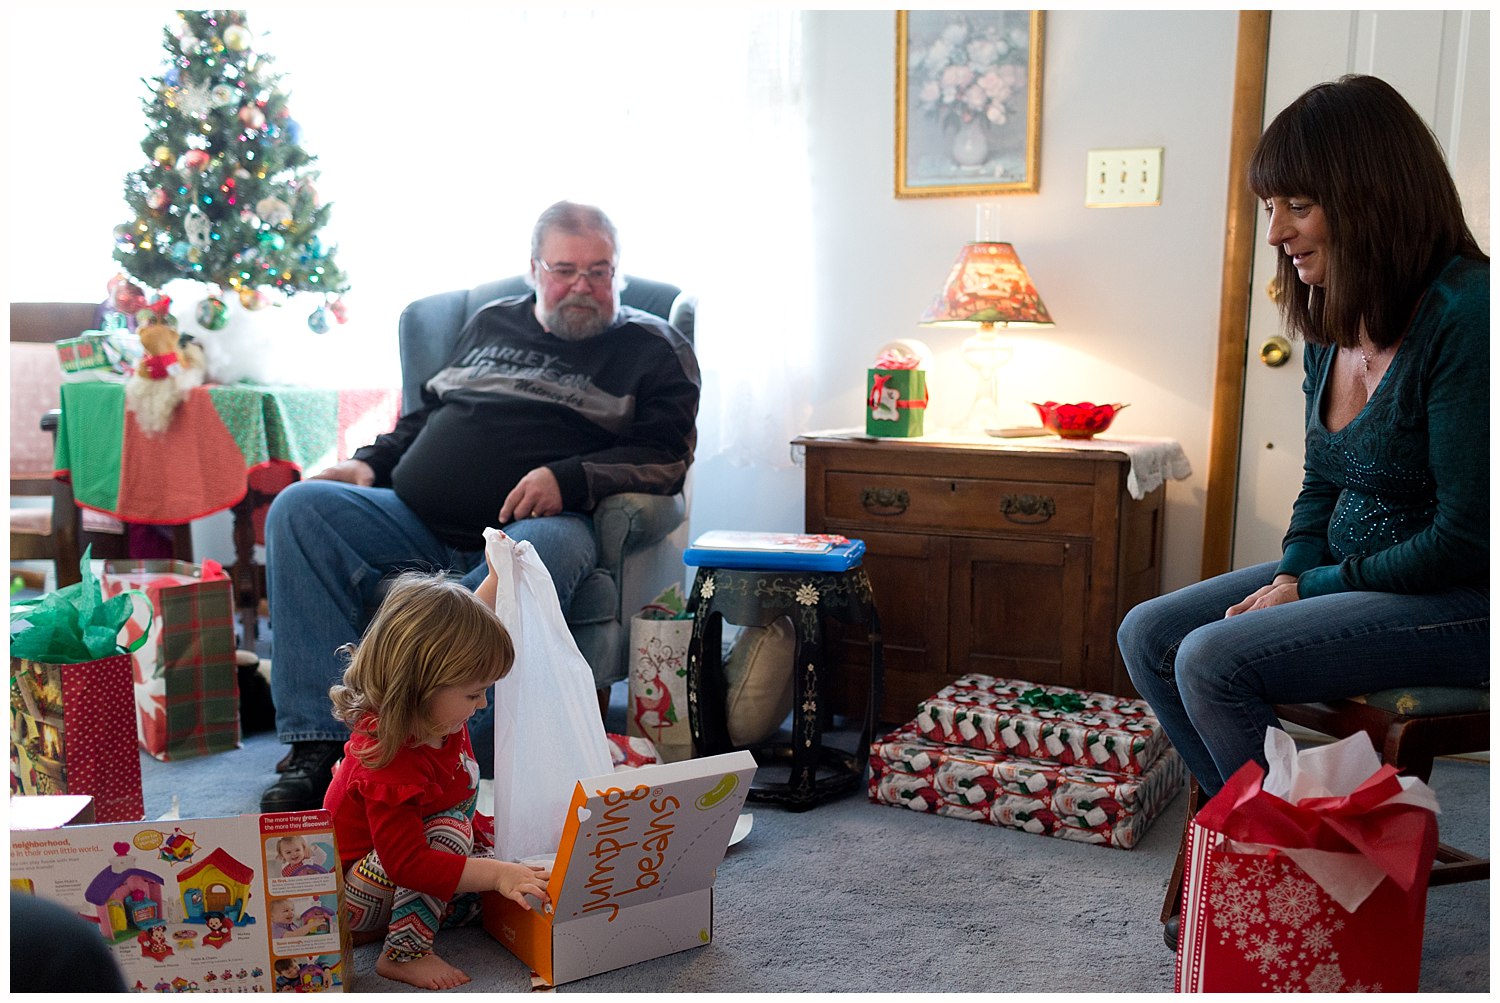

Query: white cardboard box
<box><xmin>482</xmin><ymin>750</ymin><xmax>756</xmax><ymax>986</ymax></box>
<box><xmin>10</xmin><ymin>808</ymin><xmax>351</xmax><ymax>993</ymax></box>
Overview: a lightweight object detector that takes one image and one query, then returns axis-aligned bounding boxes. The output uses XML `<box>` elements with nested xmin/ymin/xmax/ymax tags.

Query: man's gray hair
<box><xmin>530</xmin><ymin>200</ymin><xmax>620</xmax><ymax>262</ymax></box>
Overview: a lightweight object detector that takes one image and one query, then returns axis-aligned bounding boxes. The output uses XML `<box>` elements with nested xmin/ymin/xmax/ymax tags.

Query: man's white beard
<box><xmin>544</xmin><ymin>294</ymin><xmax>614</xmax><ymax>341</ymax></box>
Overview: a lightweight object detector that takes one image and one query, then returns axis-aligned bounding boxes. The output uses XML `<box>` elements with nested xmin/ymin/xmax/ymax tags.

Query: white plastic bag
<box><xmin>485</xmin><ymin>528</ymin><xmax>612</xmax><ymax>862</ymax></box>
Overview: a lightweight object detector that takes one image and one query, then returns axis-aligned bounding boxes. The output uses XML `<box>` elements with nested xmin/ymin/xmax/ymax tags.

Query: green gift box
<box><xmin>866</xmin><ymin>368</ymin><xmax>928</xmax><ymax>437</ymax></box>
<box><xmin>56</xmin><ymin>333</ymin><xmax>111</xmax><ymax>374</ymax></box>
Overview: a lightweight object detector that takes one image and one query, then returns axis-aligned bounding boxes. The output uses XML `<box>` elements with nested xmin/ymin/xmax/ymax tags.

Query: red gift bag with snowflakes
<box><xmin>1175</xmin><ymin>732</ymin><xmax>1439</xmax><ymax>992</ymax></box>
<box><xmin>10</xmin><ymin>655</ymin><xmax>145</xmax><ymax>823</ymax></box>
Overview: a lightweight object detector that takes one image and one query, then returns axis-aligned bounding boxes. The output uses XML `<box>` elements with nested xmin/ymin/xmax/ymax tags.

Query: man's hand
<box><xmin>499</xmin><ymin>467</ymin><xmax>563</xmax><ymax>523</ymax></box>
<box><xmin>310</xmin><ymin>458</ymin><xmax>375</xmax><ymax>487</ymax></box>
<box><xmin>1226</xmin><ymin>574</ymin><xmax>1300</xmax><ymax>617</ymax></box>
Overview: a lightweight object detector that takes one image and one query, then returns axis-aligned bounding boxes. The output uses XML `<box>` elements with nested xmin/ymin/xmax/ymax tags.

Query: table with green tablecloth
<box><xmin>54</xmin><ymin>380</ymin><xmax>399</xmax><ymax>640</ymax></box>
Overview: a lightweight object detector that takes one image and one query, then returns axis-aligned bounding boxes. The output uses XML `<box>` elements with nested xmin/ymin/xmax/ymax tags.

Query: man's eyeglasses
<box><xmin>535</xmin><ymin>259</ymin><xmax>616</xmax><ymax>286</ymax></box>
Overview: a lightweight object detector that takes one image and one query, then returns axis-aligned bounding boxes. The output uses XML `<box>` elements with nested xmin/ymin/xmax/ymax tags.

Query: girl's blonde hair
<box><xmin>329</xmin><ymin>572</ymin><xmax>514</xmax><ymax>770</ymax></box>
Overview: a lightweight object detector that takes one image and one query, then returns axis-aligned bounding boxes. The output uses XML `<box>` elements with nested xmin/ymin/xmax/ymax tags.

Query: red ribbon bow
<box><xmin>869</xmin><ymin>373</ymin><xmax>929</xmax><ymax>411</ymax></box>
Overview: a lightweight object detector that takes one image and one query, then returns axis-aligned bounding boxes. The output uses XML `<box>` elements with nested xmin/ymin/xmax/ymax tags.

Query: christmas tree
<box><xmin>112</xmin><ymin>9</ymin><xmax>348</xmax><ymax>333</ymax></box>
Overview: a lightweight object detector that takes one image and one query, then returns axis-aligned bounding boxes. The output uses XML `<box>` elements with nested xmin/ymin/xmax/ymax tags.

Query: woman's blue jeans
<box><xmin>265</xmin><ymin>479</ymin><xmax>598</xmax><ymax>745</ymax></box>
<box><xmin>1119</xmin><ymin>561</ymin><xmax>1488</xmax><ymax>798</ymax></box>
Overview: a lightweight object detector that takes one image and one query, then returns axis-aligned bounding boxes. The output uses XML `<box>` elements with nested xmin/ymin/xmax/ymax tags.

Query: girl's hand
<box><xmin>474</xmin><ymin>549</ymin><xmax>499</xmax><ymax>607</ymax></box>
<box><xmin>1226</xmin><ymin>575</ymin><xmax>1300</xmax><ymax>617</ymax></box>
<box><xmin>495</xmin><ymin>861</ymin><xmax>552</xmax><ymax>910</ymax></box>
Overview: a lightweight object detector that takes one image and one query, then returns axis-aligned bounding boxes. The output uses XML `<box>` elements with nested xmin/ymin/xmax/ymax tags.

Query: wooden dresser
<box><xmin>795</xmin><ymin>433</ymin><xmax>1166</xmax><ymax>724</ymax></box>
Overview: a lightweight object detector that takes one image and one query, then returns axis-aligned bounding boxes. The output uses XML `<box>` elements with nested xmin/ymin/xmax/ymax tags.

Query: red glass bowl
<box><xmin>1031</xmin><ymin>401</ymin><xmax>1128</xmax><ymax>439</ymax></box>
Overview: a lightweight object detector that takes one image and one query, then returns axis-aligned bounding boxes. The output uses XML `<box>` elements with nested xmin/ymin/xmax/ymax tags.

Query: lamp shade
<box><xmin>919</xmin><ymin>242</ymin><xmax>1054</xmax><ymax>328</ymax></box>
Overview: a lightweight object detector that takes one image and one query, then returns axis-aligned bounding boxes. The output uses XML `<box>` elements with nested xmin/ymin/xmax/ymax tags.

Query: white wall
<box><xmin>709</xmin><ymin>10</ymin><xmax>1240</xmax><ymax>592</ymax></box>
<box><xmin>9</xmin><ymin>10</ymin><xmax>1242</xmax><ymax>591</ymax></box>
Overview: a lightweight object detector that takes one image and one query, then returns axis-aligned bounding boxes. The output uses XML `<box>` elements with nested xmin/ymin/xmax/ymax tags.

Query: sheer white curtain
<box><xmin>5</xmin><ymin>8</ymin><xmax>812</xmax><ymax>470</ymax></box>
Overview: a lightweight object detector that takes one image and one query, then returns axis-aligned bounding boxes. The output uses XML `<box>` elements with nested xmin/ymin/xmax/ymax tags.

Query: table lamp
<box><xmin>919</xmin><ymin>241</ymin><xmax>1054</xmax><ymax>432</ymax></box>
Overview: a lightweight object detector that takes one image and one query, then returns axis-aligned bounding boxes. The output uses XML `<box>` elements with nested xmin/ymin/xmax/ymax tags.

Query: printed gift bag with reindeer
<box><xmin>627</xmin><ymin>584</ymin><xmax>695</xmax><ymax>763</ymax></box>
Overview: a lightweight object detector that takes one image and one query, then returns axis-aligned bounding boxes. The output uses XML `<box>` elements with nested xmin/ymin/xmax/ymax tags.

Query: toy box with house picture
<box><xmin>9</xmin><ymin>802</ymin><xmax>351</xmax><ymax>993</ymax></box>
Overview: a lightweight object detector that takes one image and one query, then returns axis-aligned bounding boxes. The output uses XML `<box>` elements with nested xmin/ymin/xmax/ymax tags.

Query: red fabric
<box><xmin>48</xmin><ymin>654</ymin><xmax>145</xmax><ymax>822</ymax></box>
<box><xmin>325</xmin><ymin>723</ymin><xmax>479</xmax><ymax>901</ymax></box>
<box><xmin>117</xmin><ymin>390</ymin><xmax>248</xmax><ymax>523</ymax></box>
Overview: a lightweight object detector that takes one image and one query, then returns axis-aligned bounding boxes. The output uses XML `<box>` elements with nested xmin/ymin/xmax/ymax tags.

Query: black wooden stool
<box><xmin>686</xmin><ymin>564</ymin><xmax>882</xmax><ymax>811</ymax></box>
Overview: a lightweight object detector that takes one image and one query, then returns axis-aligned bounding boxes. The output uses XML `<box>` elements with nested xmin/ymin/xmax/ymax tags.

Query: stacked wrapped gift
<box><xmin>869</xmin><ymin>673</ymin><xmax>1185</xmax><ymax>848</ymax></box>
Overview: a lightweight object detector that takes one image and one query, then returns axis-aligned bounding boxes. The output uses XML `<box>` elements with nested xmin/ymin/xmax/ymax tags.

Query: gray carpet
<box><xmin>138</xmin><ymin>718</ymin><xmax>1489</xmax><ymax>993</ymax></box>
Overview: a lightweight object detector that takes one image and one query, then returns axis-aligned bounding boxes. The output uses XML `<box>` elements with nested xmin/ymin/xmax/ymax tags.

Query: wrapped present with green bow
<box><xmin>10</xmin><ymin>548</ymin><xmax>151</xmax><ymax>821</ymax></box>
<box><xmin>912</xmin><ymin>673</ymin><xmax>1169</xmax><ymax>775</ymax></box>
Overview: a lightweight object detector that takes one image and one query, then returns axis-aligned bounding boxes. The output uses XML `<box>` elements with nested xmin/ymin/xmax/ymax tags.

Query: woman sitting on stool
<box><xmin>1118</xmin><ymin>74</ymin><xmax>1489</xmax><ymax>800</ymax></box>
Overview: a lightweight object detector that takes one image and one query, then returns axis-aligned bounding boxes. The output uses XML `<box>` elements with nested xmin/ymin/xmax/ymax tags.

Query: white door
<box><xmin>1231</xmin><ymin>10</ymin><xmax>1490</xmax><ymax>567</ymax></box>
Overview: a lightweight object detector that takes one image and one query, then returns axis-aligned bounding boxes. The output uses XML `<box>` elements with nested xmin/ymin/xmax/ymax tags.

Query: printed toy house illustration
<box><xmin>84</xmin><ymin>844</ymin><xmax>170</xmax><ymax>944</ymax></box>
<box><xmin>177</xmin><ymin>847</ymin><xmax>256</xmax><ymax>927</ymax></box>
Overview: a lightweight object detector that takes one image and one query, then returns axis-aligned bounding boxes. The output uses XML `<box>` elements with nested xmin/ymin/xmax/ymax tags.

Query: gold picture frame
<box><xmin>895</xmin><ymin>10</ymin><xmax>1045</xmax><ymax>198</ymax></box>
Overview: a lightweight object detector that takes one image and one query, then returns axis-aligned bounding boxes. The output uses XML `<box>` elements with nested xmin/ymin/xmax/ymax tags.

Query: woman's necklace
<box><xmin>1356</xmin><ymin>331</ymin><xmax>1375</xmax><ymax>373</ymax></box>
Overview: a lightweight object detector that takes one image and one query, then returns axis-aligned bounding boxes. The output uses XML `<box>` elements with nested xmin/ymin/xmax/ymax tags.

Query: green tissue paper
<box><xmin>9</xmin><ymin>547</ymin><xmax>151</xmax><ymax>664</ymax></box>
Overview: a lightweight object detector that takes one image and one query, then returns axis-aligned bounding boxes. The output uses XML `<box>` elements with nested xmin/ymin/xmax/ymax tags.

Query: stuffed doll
<box><xmin>124</xmin><ymin>298</ymin><xmax>205</xmax><ymax>435</ymax></box>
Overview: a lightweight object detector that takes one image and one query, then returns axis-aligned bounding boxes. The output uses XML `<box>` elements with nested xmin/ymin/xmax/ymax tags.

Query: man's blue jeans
<box><xmin>1119</xmin><ymin>561</ymin><xmax>1488</xmax><ymax>798</ymax></box>
<box><xmin>265</xmin><ymin>479</ymin><xmax>598</xmax><ymax>745</ymax></box>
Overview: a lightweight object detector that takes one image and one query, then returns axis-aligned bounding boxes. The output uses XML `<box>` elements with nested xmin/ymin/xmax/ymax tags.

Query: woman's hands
<box><xmin>1226</xmin><ymin>574</ymin><xmax>1300</xmax><ymax>617</ymax></box>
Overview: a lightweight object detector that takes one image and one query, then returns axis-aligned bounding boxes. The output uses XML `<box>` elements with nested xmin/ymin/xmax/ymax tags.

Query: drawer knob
<box><xmin>1000</xmin><ymin>493</ymin><xmax>1055</xmax><ymax>523</ymax></box>
<box><xmin>861</xmin><ymin>487</ymin><xmax>909</xmax><ymax>515</ymax></box>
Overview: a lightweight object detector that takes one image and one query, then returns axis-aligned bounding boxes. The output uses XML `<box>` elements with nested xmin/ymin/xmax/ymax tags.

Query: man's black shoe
<box><xmin>260</xmin><ymin>741</ymin><xmax>343</xmax><ymax>813</ymax></box>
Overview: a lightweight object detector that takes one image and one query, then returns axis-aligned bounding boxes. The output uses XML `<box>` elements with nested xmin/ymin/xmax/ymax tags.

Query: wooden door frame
<box><xmin>1200</xmin><ymin>10</ymin><xmax>1272</xmax><ymax>579</ymax></box>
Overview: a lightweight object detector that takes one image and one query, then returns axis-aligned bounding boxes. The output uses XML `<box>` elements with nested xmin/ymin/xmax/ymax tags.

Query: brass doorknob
<box><xmin>1260</xmin><ymin>336</ymin><xmax>1292</xmax><ymax>367</ymax></box>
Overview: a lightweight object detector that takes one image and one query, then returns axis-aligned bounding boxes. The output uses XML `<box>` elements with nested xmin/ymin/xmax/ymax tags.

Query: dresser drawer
<box><xmin>823</xmin><ymin>471</ymin><xmax>1094</xmax><ymax>536</ymax></box>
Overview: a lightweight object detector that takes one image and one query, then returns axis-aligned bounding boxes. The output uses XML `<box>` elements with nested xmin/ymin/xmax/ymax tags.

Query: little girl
<box><xmin>324</xmin><ymin>569</ymin><xmax>550</xmax><ymax>990</ymax></box>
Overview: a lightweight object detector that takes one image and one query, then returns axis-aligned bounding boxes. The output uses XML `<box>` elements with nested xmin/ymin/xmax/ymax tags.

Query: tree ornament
<box><xmin>179</xmin><ymin>149</ymin><xmax>211</xmax><ymax>174</ymax></box>
<box><xmin>239</xmin><ymin>286</ymin><xmax>266</xmax><ymax>310</ymax></box>
<box><xmin>147</xmin><ymin>188</ymin><xmax>171</xmax><ymax>212</ymax></box>
<box><xmin>113</xmin><ymin>224</ymin><xmax>136</xmax><ymax>248</ymax></box>
<box><xmin>257</xmin><ymin>231</ymin><xmax>286</xmax><ymax>252</ymax></box>
<box><xmin>196</xmin><ymin>296</ymin><xmax>229</xmax><ymax>330</ymax></box>
<box><xmin>238</xmin><ymin>104</ymin><xmax>266</xmax><ymax>131</ymax></box>
<box><xmin>255</xmin><ymin>196</ymin><xmax>291</xmax><ymax>224</ymax></box>
<box><xmin>110</xmin><ymin>277</ymin><xmax>148</xmax><ymax>316</ymax></box>
<box><xmin>185</xmin><ymin>205</ymin><xmax>212</xmax><ymax>250</ymax></box>
<box><xmin>210</xmin><ymin>83</ymin><xmax>237</xmax><ymax>107</ymax></box>
<box><xmin>175</xmin><ymin>80</ymin><xmax>213</xmax><ymax>120</ymax></box>
<box><xmin>153</xmin><ymin>145</ymin><xmax>173</xmax><ymax>165</ymax></box>
<box><xmin>307</xmin><ymin>306</ymin><xmax>331</xmax><ymax>334</ymax></box>
<box><xmin>223</xmin><ymin>24</ymin><xmax>252</xmax><ymax>51</ymax></box>
<box><xmin>328</xmin><ymin>297</ymin><xmax>349</xmax><ymax>324</ymax></box>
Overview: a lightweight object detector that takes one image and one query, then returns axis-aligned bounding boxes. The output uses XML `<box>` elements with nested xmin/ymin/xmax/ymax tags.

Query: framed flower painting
<box><xmin>895</xmin><ymin>10</ymin><xmax>1044</xmax><ymax>197</ymax></box>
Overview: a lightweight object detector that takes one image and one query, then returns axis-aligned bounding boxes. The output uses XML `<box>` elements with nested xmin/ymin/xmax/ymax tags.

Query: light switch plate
<box><xmin>1085</xmin><ymin>147</ymin><xmax>1163</xmax><ymax>207</ymax></box>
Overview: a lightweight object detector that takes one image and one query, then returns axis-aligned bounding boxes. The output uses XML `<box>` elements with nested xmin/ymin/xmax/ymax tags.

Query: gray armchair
<box><xmin>396</xmin><ymin>276</ymin><xmax>696</xmax><ymax>690</ymax></box>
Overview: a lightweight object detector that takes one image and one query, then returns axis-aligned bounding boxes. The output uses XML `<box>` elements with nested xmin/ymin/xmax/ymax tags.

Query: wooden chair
<box><xmin>9</xmin><ymin>302</ymin><xmax>191</xmax><ymax>587</ymax></box>
<box><xmin>1161</xmin><ymin>687</ymin><xmax>1490</xmax><ymax>947</ymax></box>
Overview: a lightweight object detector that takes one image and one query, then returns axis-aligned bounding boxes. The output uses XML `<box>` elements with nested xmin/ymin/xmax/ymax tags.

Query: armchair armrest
<box><xmin>592</xmin><ymin>492</ymin><xmax>685</xmax><ymax>581</ymax></box>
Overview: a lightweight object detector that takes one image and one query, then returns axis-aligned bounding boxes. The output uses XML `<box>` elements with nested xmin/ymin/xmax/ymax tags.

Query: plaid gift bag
<box><xmin>102</xmin><ymin>560</ymin><xmax>240</xmax><ymax>761</ymax></box>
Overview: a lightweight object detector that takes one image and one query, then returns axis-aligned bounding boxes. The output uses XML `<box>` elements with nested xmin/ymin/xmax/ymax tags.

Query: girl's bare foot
<box><xmin>376</xmin><ymin>951</ymin><xmax>471</xmax><ymax>990</ymax></box>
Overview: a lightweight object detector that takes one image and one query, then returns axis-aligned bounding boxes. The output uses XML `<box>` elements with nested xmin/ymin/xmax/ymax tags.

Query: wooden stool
<box><xmin>1161</xmin><ymin>686</ymin><xmax>1490</xmax><ymax>947</ymax></box>
<box><xmin>686</xmin><ymin>564</ymin><xmax>882</xmax><ymax>811</ymax></box>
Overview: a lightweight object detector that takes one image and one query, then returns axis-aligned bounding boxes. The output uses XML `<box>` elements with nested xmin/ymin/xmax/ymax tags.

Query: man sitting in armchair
<box><xmin>260</xmin><ymin>200</ymin><xmax>700</xmax><ymax>812</ymax></box>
